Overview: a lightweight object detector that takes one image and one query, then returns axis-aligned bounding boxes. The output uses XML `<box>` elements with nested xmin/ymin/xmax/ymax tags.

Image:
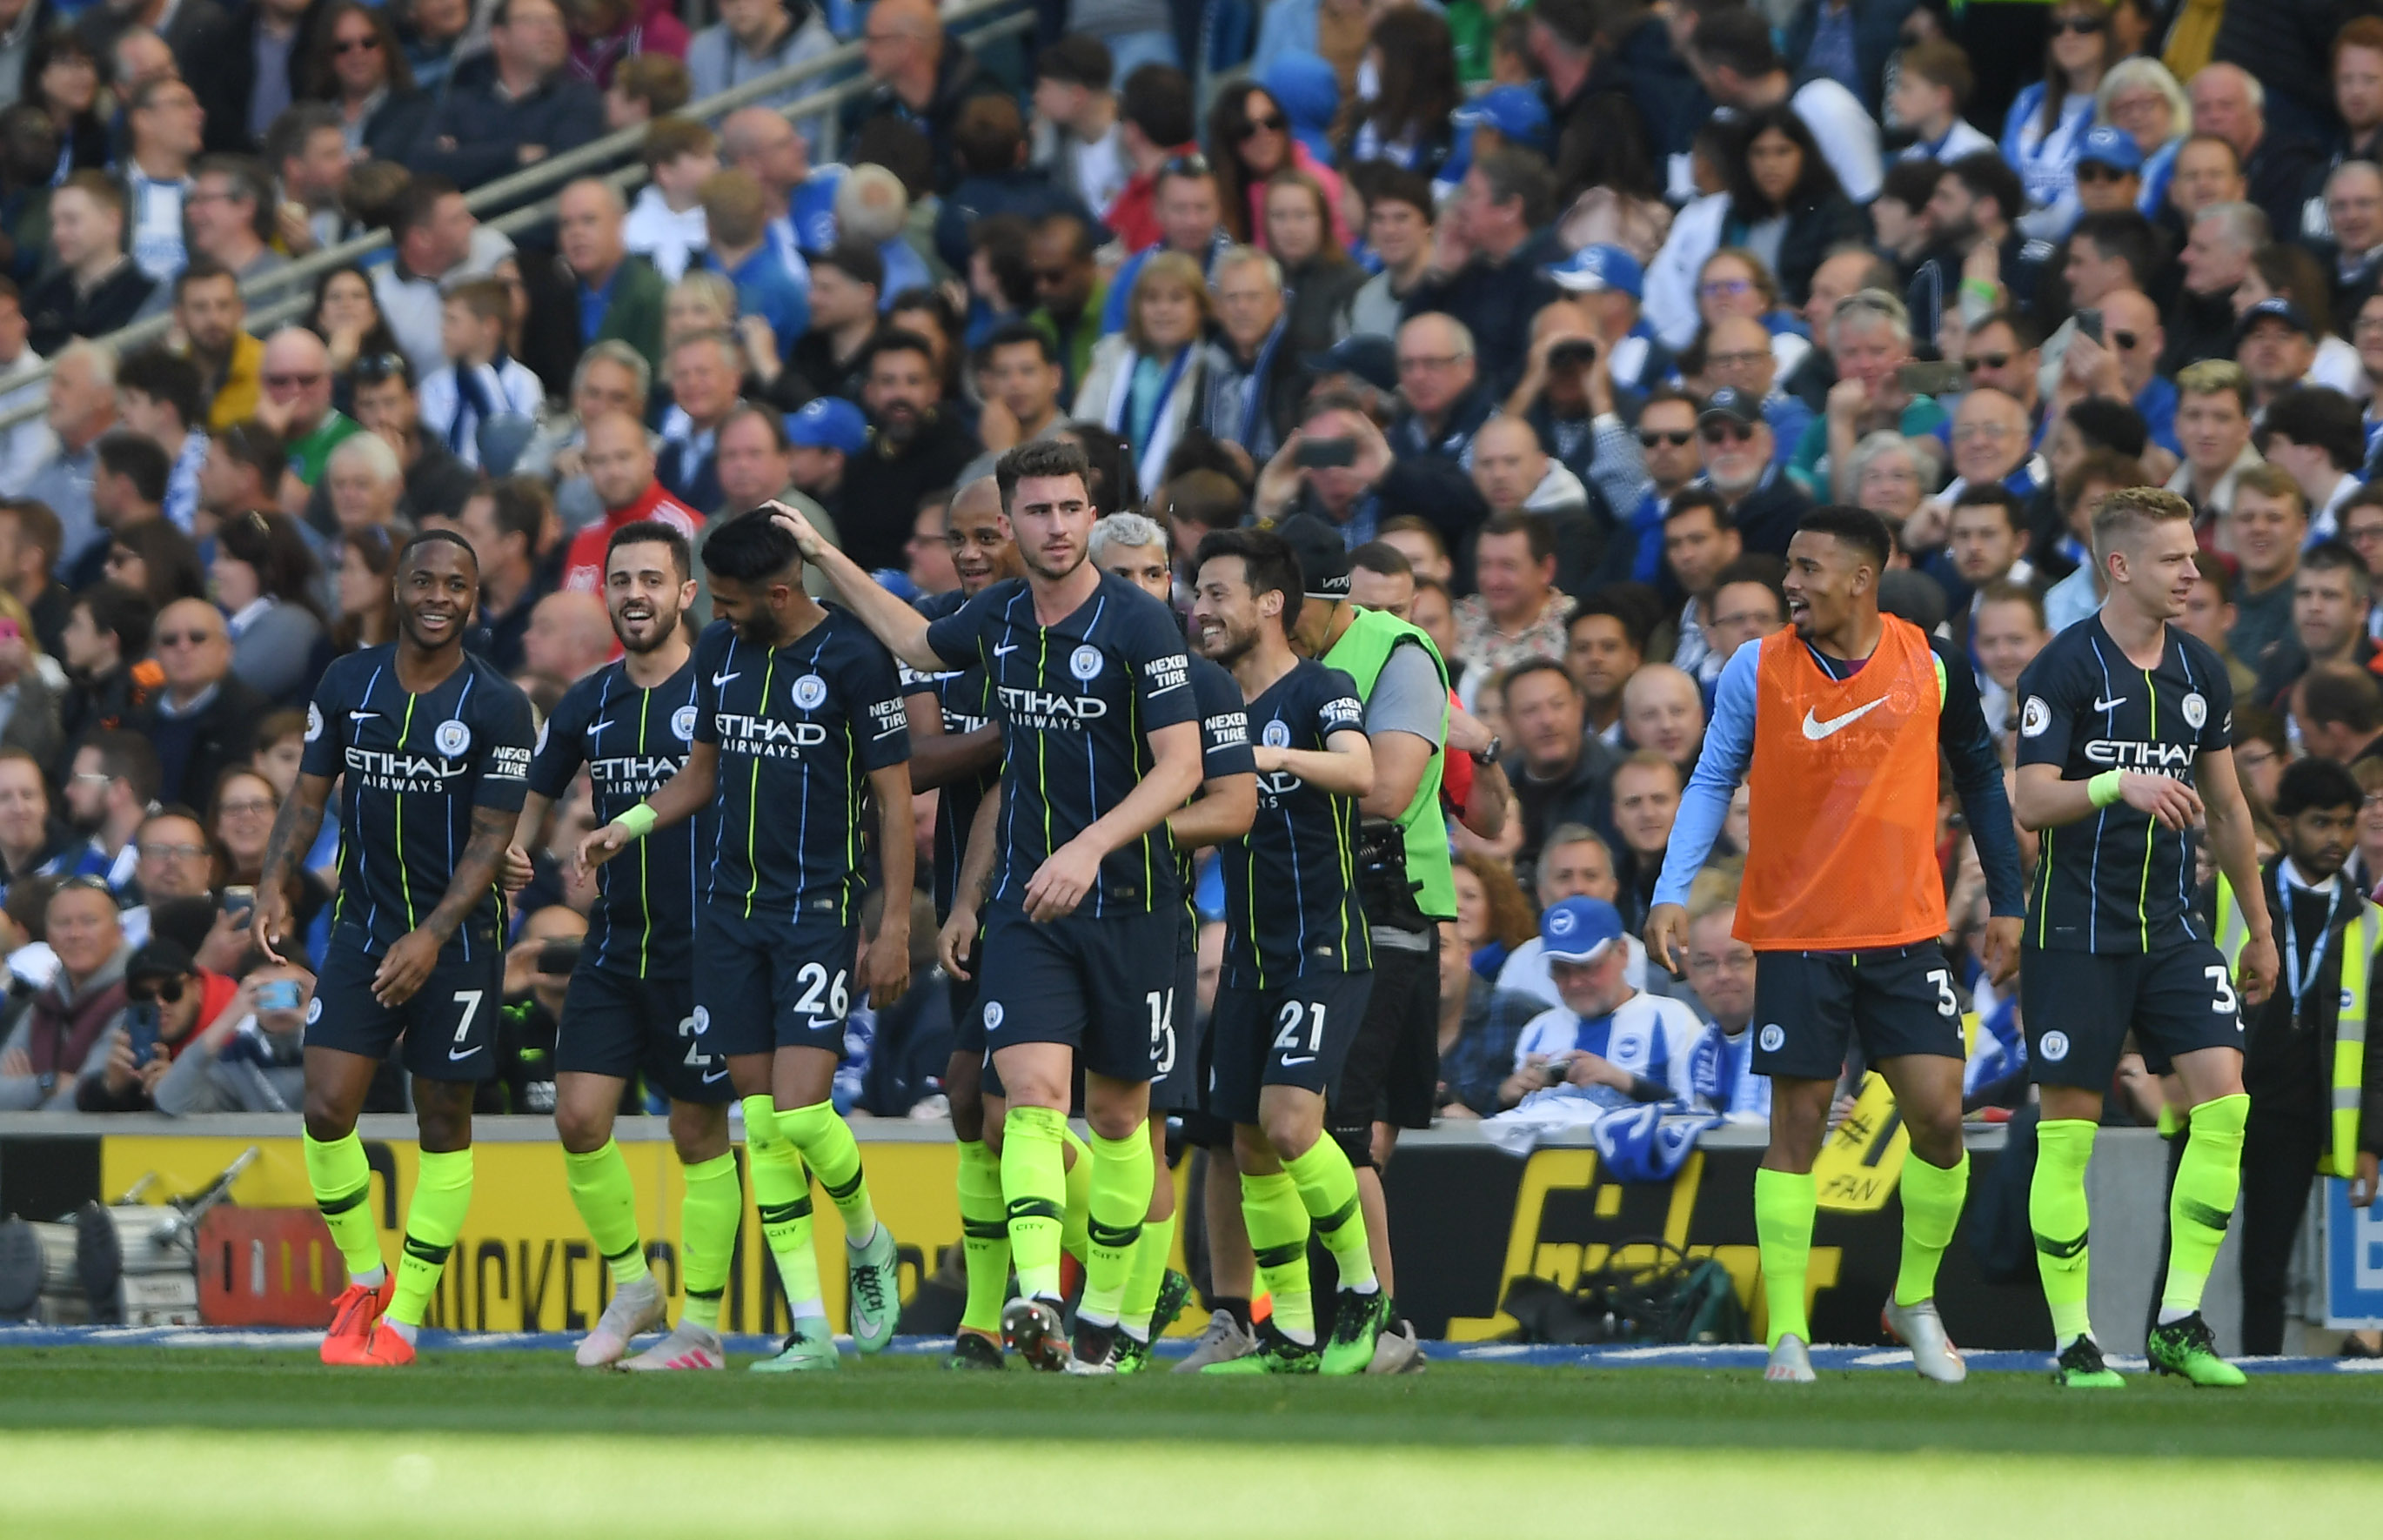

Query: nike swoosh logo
<box><xmin>711</xmin><ymin>671</ymin><xmax>740</xmax><ymax>687</ymax></box>
<box><xmin>2093</xmin><ymin>695</ymin><xmax>2127</xmax><ymax>712</ymax></box>
<box><xmin>700</xmin><ymin>1065</ymin><xmax>728</xmax><ymax>1084</ymax></box>
<box><xmin>447</xmin><ymin>1044</ymin><xmax>479</xmax><ymax>1061</ymax></box>
<box><xmin>1280</xmin><ymin>1055</ymin><xmax>1316</xmax><ymax>1067</ymax></box>
<box><xmin>347</xmin><ymin>710</ymin><xmax>378</xmax><ymax>723</ymax></box>
<box><xmin>1800</xmin><ymin>700</ymin><xmax>1887</xmax><ymax>740</ymax></box>
<box><xmin>991</xmin><ymin>642</ymin><xmax>1020</xmax><ymax>658</ymax></box>
<box><xmin>589</xmin><ymin>718</ymin><xmax>614</xmax><ymax>735</ymax></box>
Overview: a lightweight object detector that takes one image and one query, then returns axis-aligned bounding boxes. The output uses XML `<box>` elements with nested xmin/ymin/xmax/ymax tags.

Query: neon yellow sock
<box><xmin>2163</xmin><ymin>1092</ymin><xmax>2248</xmax><ymax>1320</ymax></box>
<box><xmin>563</xmin><ymin>1140</ymin><xmax>647</xmax><ymax>1287</ymax></box>
<box><xmin>743</xmin><ymin>1095</ymin><xmax>823</xmax><ymax>1319</ymax></box>
<box><xmin>1282</xmin><ymin>1137</ymin><xmax>1375</xmax><ymax>1293</ymax></box>
<box><xmin>1060</xmin><ymin>1125</ymin><xmax>1093</xmax><ymax>1262</ymax></box>
<box><xmin>385</xmin><ymin>1148</ymin><xmax>473</xmax><ymax>1330</ymax></box>
<box><xmin>678</xmin><ymin>1151</ymin><xmax>740</xmax><ymax>1332</ymax></box>
<box><xmin>1001</xmin><ymin>1105</ymin><xmax>1068</xmax><ymax>1300</ymax></box>
<box><xmin>954</xmin><ymin>1139</ymin><xmax>1011</xmax><ymax>1335</ymax></box>
<box><xmin>1120</xmin><ymin>1211</ymin><xmax>1176</xmax><ymax>1340</ymax></box>
<box><xmin>2031</xmin><ymin>1118</ymin><xmax>2098</xmax><ymax>1345</ymax></box>
<box><xmin>1894</xmin><ymin>1149</ymin><xmax>1969</xmax><ymax>1308</ymax></box>
<box><xmin>1753</xmin><ymin>1167</ymin><xmax>1816</xmax><ymax>1349</ymax></box>
<box><xmin>1241</xmin><ymin>1168</ymin><xmax>1314</xmax><ymax>1344</ymax></box>
<box><xmin>303</xmin><ymin>1130</ymin><xmax>385</xmax><ymax>1286</ymax></box>
<box><xmin>776</xmin><ymin>1099</ymin><xmax>876</xmax><ymax>1245</ymax></box>
<box><xmin>1078</xmin><ymin>1128</ymin><xmax>1152</xmax><ymax>1327</ymax></box>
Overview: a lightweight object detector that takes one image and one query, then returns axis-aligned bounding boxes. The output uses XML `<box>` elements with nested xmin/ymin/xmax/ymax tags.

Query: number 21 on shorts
<box><xmin>1274</xmin><ymin>1000</ymin><xmax>1325</xmax><ymax>1064</ymax></box>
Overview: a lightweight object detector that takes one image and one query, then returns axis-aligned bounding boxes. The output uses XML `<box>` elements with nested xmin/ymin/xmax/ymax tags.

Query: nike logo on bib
<box><xmin>1801</xmin><ymin>700</ymin><xmax>1886</xmax><ymax>740</ymax></box>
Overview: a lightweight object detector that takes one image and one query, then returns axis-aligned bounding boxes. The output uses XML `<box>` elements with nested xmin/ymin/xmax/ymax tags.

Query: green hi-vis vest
<box><xmin>2214</xmin><ymin>872</ymin><xmax>2372</xmax><ymax>1177</ymax></box>
<box><xmin>1323</xmin><ymin>607</ymin><xmax>1456</xmax><ymax>921</ymax></box>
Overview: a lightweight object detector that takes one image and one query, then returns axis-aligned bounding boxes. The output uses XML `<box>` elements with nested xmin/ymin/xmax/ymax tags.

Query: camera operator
<box><xmin>1252</xmin><ymin>393</ymin><xmax>1396</xmax><ymax>543</ymax></box>
<box><xmin>151</xmin><ymin>960</ymin><xmax>312</xmax><ymax>1115</ymax></box>
<box><xmin>77</xmin><ymin>935</ymin><xmax>240</xmax><ymax>1112</ymax></box>
<box><xmin>1505</xmin><ymin>298</ymin><xmax>1652</xmax><ymax>522</ymax></box>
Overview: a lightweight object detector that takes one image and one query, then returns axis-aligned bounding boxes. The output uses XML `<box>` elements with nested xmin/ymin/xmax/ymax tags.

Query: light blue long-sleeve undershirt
<box><xmin>1652</xmin><ymin>640</ymin><xmax>1759</xmax><ymax>910</ymax></box>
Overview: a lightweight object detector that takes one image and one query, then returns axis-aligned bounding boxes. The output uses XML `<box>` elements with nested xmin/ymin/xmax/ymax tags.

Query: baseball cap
<box><xmin>1698</xmin><ymin>387</ymin><xmax>1761</xmax><ymax>428</ymax></box>
<box><xmin>786</xmin><ymin>397</ymin><xmax>869</xmax><ymax>455</ymax></box>
<box><xmin>1268</xmin><ymin>512</ymin><xmax>1353</xmax><ymax>599</ymax></box>
<box><xmin>2236</xmin><ymin>297</ymin><xmax>2315</xmax><ymax>344</ymax></box>
<box><xmin>1539</xmin><ymin>895</ymin><xmax>1623</xmax><ymax>964</ymax></box>
<box><xmin>2077</xmin><ymin>125</ymin><xmax>2143</xmax><ymax>175</ymax></box>
<box><xmin>1544</xmin><ymin>244</ymin><xmax>1644</xmax><ymax>301</ymax></box>
<box><xmin>1301</xmin><ymin>334</ymin><xmax>1399</xmax><ymax>395</ymax></box>
<box><xmin>1452</xmin><ymin>84</ymin><xmax>1553</xmax><ymax>156</ymax></box>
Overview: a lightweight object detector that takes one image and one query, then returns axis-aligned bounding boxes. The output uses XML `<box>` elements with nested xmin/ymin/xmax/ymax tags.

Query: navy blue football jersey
<box><xmin>1219</xmin><ymin>659</ymin><xmax>1370</xmax><ymax>986</ymax></box>
<box><xmin>923</xmin><ymin>572</ymin><xmax>1201</xmax><ymax>916</ymax></box>
<box><xmin>1181</xmin><ymin>653</ymin><xmax>1256</xmax><ymax>913</ymax></box>
<box><xmin>691</xmin><ymin>610</ymin><xmax>911</xmax><ymax>921</ymax></box>
<box><xmin>528</xmin><ymin>656</ymin><xmax>706</xmax><ymax>978</ymax></box>
<box><xmin>901</xmin><ymin>588</ymin><xmax>998</xmax><ymax>925</ymax></box>
<box><xmin>2015</xmin><ymin>613</ymin><xmax>2234</xmax><ymax>954</ymax></box>
<box><xmin>301</xmin><ymin>646</ymin><xmax>535</xmax><ymax>959</ymax></box>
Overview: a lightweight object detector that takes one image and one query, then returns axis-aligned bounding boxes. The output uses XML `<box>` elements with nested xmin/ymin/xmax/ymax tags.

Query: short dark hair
<box><xmin>1037</xmin><ymin>33</ymin><xmax>1113</xmax><ymax>89</ymax></box>
<box><xmin>606</xmin><ymin>518</ymin><xmax>693</xmax><ymax>580</ymax></box>
<box><xmin>192</xmin><ymin>153</ymin><xmax>274</xmax><ymax>239</ymax></box>
<box><xmin>1663</xmin><ymin>485</ymin><xmax>1731</xmax><ymax>532</ymax></box>
<box><xmin>1349</xmin><ymin>162</ymin><xmax>1435</xmax><ymax>224</ymax></box>
<box><xmin>1566</xmin><ymin>592</ymin><xmax>1650</xmax><ymax>653</ymax></box>
<box><xmin>2191</xmin><ymin>548</ymin><xmax>2235</xmax><ymax>603</ymax></box>
<box><xmin>83</xmin><ymin>727</ymin><xmax>160</xmax><ymax>805</ymax></box>
<box><xmin>2301</xmin><ymin>536</ymin><xmax>2373</xmax><ymax>595</ymax></box>
<box><xmin>978</xmin><ymin>320</ymin><xmax>1059</xmax><ymax>367</ymax></box>
<box><xmin>2274</xmin><ymin>754</ymin><xmax>2364</xmax><ymax>819</ymax></box>
<box><xmin>815</xmin><ymin>238</ymin><xmax>885</xmax><ymax>291</ymax></box>
<box><xmin>1797</xmin><ymin>504</ymin><xmax>1895</xmax><ymax>572</ymax></box>
<box><xmin>1349</xmin><ymin>540</ymin><xmax>1413</xmax><ymax>580</ymax></box>
<box><xmin>2263</xmin><ymin>385</ymin><xmax>2367</xmax><ymax>472</ymax></box>
<box><xmin>74</xmin><ymin>582</ymin><xmax>154</xmax><ymax>658</ymax></box>
<box><xmin>1712</xmin><ymin>552</ymin><xmax>1787</xmax><ymax>608</ymax></box>
<box><xmin>2067</xmin><ymin>210</ymin><xmax>2159</xmax><ymax>287</ymax></box>
<box><xmin>117</xmin><ymin>345</ymin><xmax>204</xmax><ymax>431</ymax></box>
<box><xmin>1473</xmin><ymin>146</ymin><xmax>1555</xmax><ymax>229</ymax></box>
<box><xmin>1690</xmin><ymin>8</ymin><xmax>1784</xmax><ymax>76</ymax></box>
<box><xmin>1950</xmin><ymin>482</ymin><xmax>2024</xmax><ymax>533</ymax></box>
<box><xmin>0</xmin><ymin>499</ymin><xmax>61</xmax><ymax>569</ymax></box>
<box><xmin>400</xmin><ymin>527</ymin><xmax>479</xmax><ymax>571</ymax></box>
<box><xmin>389</xmin><ymin>173</ymin><xmax>462</xmax><ymax>242</ymax></box>
<box><xmin>1192</xmin><ymin>527</ymin><xmax>1304</xmax><ymax>633</ymax></box>
<box><xmin>700</xmin><ymin>508</ymin><xmax>802</xmax><ymax>582</ymax></box>
<box><xmin>1499</xmin><ymin>654</ymin><xmax>1581</xmax><ymax>700</ymax></box>
<box><xmin>953</xmin><ymin>95</ymin><xmax>1027</xmax><ymax>177</ymax></box>
<box><xmin>2298</xmin><ymin>660</ymin><xmax>2383</xmax><ymax>733</ymax></box>
<box><xmin>995</xmin><ymin>438</ymin><xmax>1093</xmax><ymax>514</ymax></box>
<box><xmin>171</xmin><ymin>255</ymin><xmax>237</xmax><ymax>304</ymax></box>
<box><xmin>861</xmin><ymin>325</ymin><xmax>939</xmax><ymax>379</ymax></box>
<box><xmin>2065</xmin><ymin>395</ymin><xmax>2150</xmax><ymax>459</ymax></box>
<box><xmin>1968</xmin><ymin>307</ymin><xmax>2044</xmax><ymax>352</ymax></box>
<box><xmin>474</xmin><ymin>477</ymin><xmax>549</xmax><ymax>559</ymax></box>
<box><xmin>95</xmin><ymin>431</ymin><xmax>171</xmax><ymax>505</ymax></box>
<box><xmin>1945</xmin><ymin>150</ymin><xmax>2026</xmax><ymax>228</ymax></box>
<box><xmin>1477</xmin><ymin>509</ymin><xmax>1554</xmax><ymax>564</ymax></box>
<box><xmin>1119</xmin><ymin>62</ymin><xmax>1195</xmax><ymax>149</ymax></box>
<box><xmin>1880</xmin><ymin>157</ymin><xmax>1943</xmax><ymax>211</ymax></box>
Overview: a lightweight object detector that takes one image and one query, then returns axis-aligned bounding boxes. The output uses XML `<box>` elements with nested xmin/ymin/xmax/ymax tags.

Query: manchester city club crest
<box><xmin>673</xmin><ymin>705</ymin><xmax>699</xmax><ymax>740</ymax></box>
<box><xmin>1070</xmin><ymin>645</ymin><xmax>1103</xmax><ymax>681</ymax></box>
<box><xmin>435</xmin><ymin>719</ymin><xmax>471</xmax><ymax>756</ymax></box>
<box><xmin>793</xmin><ymin>674</ymin><xmax>828</xmax><ymax>710</ymax></box>
<box><xmin>1759</xmin><ymin>1023</ymin><xmax>1785</xmax><ymax>1052</ymax></box>
<box><xmin>1262</xmin><ymin>719</ymin><xmax>1292</xmax><ymax>747</ymax></box>
<box><xmin>693</xmin><ymin>1005</ymin><xmax>710</xmax><ymax>1033</ymax></box>
<box><xmin>983</xmin><ymin>1001</ymin><xmax>1006</xmax><ymax>1030</ymax></box>
<box><xmin>2039</xmin><ymin>1030</ymin><xmax>2071</xmax><ymax>1061</ymax></box>
<box><xmin>2182</xmin><ymin>692</ymin><xmax>2206</xmax><ymax>730</ymax></box>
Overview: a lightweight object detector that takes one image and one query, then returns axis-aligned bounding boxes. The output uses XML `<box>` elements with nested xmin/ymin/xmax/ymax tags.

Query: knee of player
<box><xmin>301</xmin><ymin>1101</ymin><xmax>354</xmax><ymax>1144</ymax></box>
<box><xmin>1900</xmin><ymin>1105</ymin><xmax>1965</xmax><ymax>1164</ymax></box>
<box><xmin>1231</xmin><ymin>1122</ymin><xmax>1281</xmax><ymax>1172</ymax></box>
<box><xmin>412</xmin><ymin>1087</ymin><xmax>475</xmax><ymax>1153</ymax></box>
<box><xmin>552</xmin><ymin>1101</ymin><xmax>612</xmax><ymax>1154</ymax></box>
<box><xmin>666</xmin><ymin>1102</ymin><xmax>731</xmax><ymax>1164</ymax></box>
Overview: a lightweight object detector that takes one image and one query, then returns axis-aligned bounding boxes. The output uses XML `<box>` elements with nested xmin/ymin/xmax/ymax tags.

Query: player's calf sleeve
<box><xmin>303</xmin><ymin>1130</ymin><xmax>385</xmax><ymax>1284</ymax></box>
<box><xmin>777</xmin><ymin>1099</ymin><xmax>876</xmax><ymax>1245</ymax></box>
<box><xmin>1753</xmin><ymin>1167</ymin><xmax>1817</xmax><ymax>1349</ymax></box>
<box><xmin>954</xmin><ymin>1139</ymin><xmax>1012</xmax><ymax>1336</ymax></box>
<box><xmin>1077</xmin><ymin>1128</ymin><xmax>1151</xmax><ymax>1327</ymax></box>
<box><xmin>1001</xmin><ymin>1105</ymin><xmax>1069</xmax><ymax>1300</ymax></box>
<box><xmin>386</xmin><ymin>1148</ymin><xmax>473</xmax><ymax>1332</ymax></box>
<box><xmin>1282</xmin><ymin>1138</ymin><xmax>1376</xmax><ymax>1292</ymax></box>
<box><xmin>1119</xmin><ymin>1211</ymin><xmax>1175</xmax><ymax>1340</ymax></box>
<box><xmin>744</xmin><ymin>1096</ymin><xmax>825</xmax><ymax>1317</ymax></box>
<box><xmin>1059</xmin><ymin>1124</ymin><xmax>1094</xmax><ymax>1262</ymax></box>
<box><xmin>678</xmin><ymin>1152</ymin><xmax>740</xmax><ymax>1332</ymax></box>
<box><xmin>562</xmin><ymin>1140</ymin><xmax>647</xmax><ymax>1287</ymax></box>
<box><xmin>1240</xmin><ymin>1169</ymin><xmax>1315</xmax><ymax>1345</ymax></box>
<box><xmin>2030</xmin><ymin>1118</ymin><xmax>2098</xmax><ymax>1345</ymax></box>
<box><xmin>2162</xmin><ymin>1092</ymin><xmax>2248</xmax><ymax>1322</ymax></box>
<box><xmin>1893</xmin><ymin>1149</ymin><xmax>1969</xmax><ymax>1309</ymax></box>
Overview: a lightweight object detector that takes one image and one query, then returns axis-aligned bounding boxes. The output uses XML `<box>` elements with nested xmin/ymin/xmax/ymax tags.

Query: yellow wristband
<box><xmin>2087</xmin><ymin>770</ymin><xmax>2124</xmax><ymax>808</ymax></box>
<box><xmin>615</xmin><ymin>804</ymin><xmax>658</xmax><ymax>840</ymax></box>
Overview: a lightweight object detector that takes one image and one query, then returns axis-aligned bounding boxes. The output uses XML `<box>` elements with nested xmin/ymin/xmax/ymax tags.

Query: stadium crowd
<box><xmin>0</xmin><ymin>0</ymin><xmax>2380</xmax><ymax>1359</ymax></box>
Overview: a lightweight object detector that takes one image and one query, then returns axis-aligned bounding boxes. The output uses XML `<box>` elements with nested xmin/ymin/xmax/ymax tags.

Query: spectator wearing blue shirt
<box><xmin>1677</xmin><ymin>894</ymin><xmax>1770</xmax><ymax>1123</ymax></box>
<box><xmin>700</xmin><ymin>166</ymin><xmax>809</xmax><ymax>358</ymax></box>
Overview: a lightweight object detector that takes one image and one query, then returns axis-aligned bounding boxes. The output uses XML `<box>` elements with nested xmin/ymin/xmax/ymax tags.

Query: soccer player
<box><xmin>898</xmin><ymin>477</ymin><xmax>1025</xmax><ymax>1370</ymax></box>
<box><xmin>512</xmin><ymin>521</ymin><xmax>740</xmax><ymax>1370</ymax></box>
<box><xmin>254</xmin><ymin>530</ymin><xmax>537</xmax><ymax>1367</ymax></box>
<box><xmin>1647</xmin><ymin>506</ymin><xmax>2026</xmax><ymax>1384</ymax></box>
<box><xmin>579</xmin><ymin>511</ymin><xmax>913</xmax><ymax>1373</ymax></box>
<box><xmin>1088</xmin><ymin>511</ymin><xmax>1256</xmax><ymax>1372</ymax></box>
<box><xmin>2009</xmin><ymin>485</ymin><xmax>2277</xmax><ymax>1389</ymax></box>
<box><xmin>1188</xmin><ymin>527</ymin><xmax>1391</xmax><ymax>1374</ymax></box>
<box><xmin>765</xmin><ymin>439</ymin><xmax>1207</xmax><ymax>1373</ymax></box>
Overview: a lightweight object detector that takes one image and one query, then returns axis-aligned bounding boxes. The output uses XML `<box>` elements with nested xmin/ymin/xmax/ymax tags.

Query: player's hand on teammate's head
<box><xmin>760</xmin><ymin>499</ymin><xmax>822</xmax><ymax>559</ymax></box>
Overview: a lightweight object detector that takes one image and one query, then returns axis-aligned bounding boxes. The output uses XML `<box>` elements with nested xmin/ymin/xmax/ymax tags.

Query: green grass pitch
<box><xmin>3</xmin><ymin>1349</ymin><xmax>2380</xmax><ymax>1537</ymax></box>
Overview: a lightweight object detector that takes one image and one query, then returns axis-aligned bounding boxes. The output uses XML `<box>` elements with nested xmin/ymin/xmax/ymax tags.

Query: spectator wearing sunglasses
<box><xmin>1694</xmin><ymin>388</ymin><xmax>1811</xmax><ymax>557</ymax></box>
<box><xmin>78</xmin><ymin>935</ymin><xmax>244</xmax><ymax>1112</ymax></box>
<box><xmin>0</xmin><ymin>878</ymin><xmax>131</xmax><ymax>1112</ymax></box>
<box><xmin>1960</xmin><ymin>310</ymin><xmax>2045</xmax><ymax>440</ymax></box>
<box><xmin>253</xmin><ymin>327</ymin><xmax>361</xmax><ymax>504</ymax></box>
<box><xmin>133</xmin><ymin>599</ymin><xmax>271</xmax><ymax>809</ymax></box>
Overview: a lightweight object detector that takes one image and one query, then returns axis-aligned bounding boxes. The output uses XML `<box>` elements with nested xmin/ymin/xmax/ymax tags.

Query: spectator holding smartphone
<box><xmin>152</xmin><ymin>961</ymin><xmax>314</xmax><ymax>1115</ymax></box>
<box><xmin>78</xmin><ymin>935</ymin><xmax>241</xmax><ymax>1111</ymax></box>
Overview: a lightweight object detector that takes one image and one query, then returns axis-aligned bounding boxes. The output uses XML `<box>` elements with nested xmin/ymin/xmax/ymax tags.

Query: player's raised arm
<box><xmin>1256</xmin><ymin>727</ymin><xmax>1375</xmax><ymax>799</ymax></box>
<box><xmin>2196</xmin><ymin>745</ymin><xmax>2278</xmax><ymax>1005</ymax></box>
<box><xmin>763</xmin><ymin>500</ymin><xmax>944</xmax><ymax>672</ymax></box>
<box><xmin>254</xmin><ymin>770</ymin><xmax>333</xmax><ymax>964</ymax></box>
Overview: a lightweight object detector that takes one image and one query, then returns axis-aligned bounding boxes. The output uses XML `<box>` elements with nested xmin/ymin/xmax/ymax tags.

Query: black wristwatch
<box><xmin>1469</xmin><ymin>736</ymin><xmax>1502</xmax><ymax>765</ymax></box>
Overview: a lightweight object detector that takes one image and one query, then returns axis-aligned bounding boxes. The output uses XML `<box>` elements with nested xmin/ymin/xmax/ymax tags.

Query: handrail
<box><xmin>0</xmin><ymin>0</ymin><xmax>1032</xmax><ymax>438</ymax></box>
